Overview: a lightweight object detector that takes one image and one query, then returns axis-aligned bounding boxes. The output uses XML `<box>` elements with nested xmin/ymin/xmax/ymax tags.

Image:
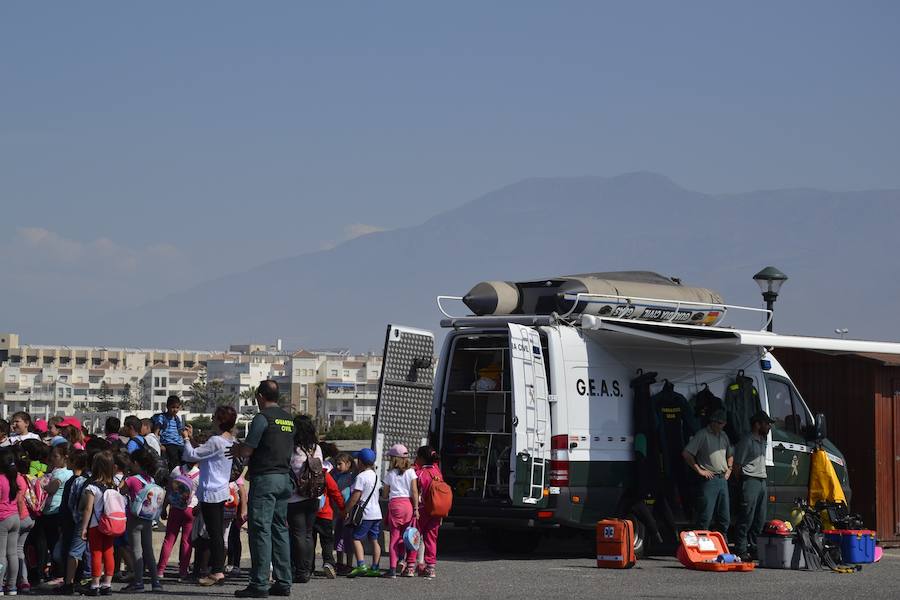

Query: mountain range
<box><xmin>68</xmin><ymin>172</ymin><xmax>900</xmax><ymax>351</ymax></box>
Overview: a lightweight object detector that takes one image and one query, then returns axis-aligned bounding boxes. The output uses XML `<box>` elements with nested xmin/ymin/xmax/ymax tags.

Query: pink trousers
<box><xmin>418</xmin><ymin>514</ymin><xmax>441</xmax><ymax>566</ymax></box>
<box><xmin>157</xmin><ymin>506</ymin><xmax>195</xmax><ymax>577</ymax></box>
<box><xmin>387</xmin><ymin>498</ymin><xmax>416</xmax><ymax>569</ymax></box>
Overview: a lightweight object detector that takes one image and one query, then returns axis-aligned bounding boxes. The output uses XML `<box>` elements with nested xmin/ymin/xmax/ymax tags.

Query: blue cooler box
<box><xmin>824</xmin><ymin>530</ymin><xmax>875</xmax><ymax>564</ymax></box>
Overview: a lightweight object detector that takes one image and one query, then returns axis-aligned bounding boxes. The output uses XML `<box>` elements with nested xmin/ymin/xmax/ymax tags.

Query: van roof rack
<box><xmin>437</xmin><ymin>294</ymin><xmax>773</xmax><ymax>331</ymax></box>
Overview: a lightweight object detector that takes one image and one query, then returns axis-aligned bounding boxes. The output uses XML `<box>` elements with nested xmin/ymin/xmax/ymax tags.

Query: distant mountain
<box><xmin>83</xmin><ymin>172</ymin><xmax>900</xmax><ymax>350</ymax></box>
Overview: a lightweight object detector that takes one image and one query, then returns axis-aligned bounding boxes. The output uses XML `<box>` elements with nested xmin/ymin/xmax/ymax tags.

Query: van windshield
<box><xmin>764</xmin><ymin>374</ymin><xmax>811</xmax><ymax>436</ymax></box>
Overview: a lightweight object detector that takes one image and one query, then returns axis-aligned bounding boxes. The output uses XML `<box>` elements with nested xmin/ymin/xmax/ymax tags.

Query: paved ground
<box><xmin>23</xmin><ymin>527</ymin><xmax>900</xmax><ymax>599</ymax></box>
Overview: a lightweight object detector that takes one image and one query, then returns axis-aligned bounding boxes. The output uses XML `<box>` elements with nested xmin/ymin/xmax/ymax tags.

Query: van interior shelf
<box><xmin>440</xmin><ymin>333</ymin><xmax>514</xmax><ymax>502</ymax></box>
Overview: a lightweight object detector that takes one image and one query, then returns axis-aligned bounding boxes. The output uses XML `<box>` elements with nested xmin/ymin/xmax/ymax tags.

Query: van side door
<box><xmin>508</xmin><ymin>324</ymin><xmax>551</xmax><ymax>506</ymax></box>
<box><xmin>372</xmin><ymin>324</ymin><xmax>435</xmax><ymax>480</ymax></box>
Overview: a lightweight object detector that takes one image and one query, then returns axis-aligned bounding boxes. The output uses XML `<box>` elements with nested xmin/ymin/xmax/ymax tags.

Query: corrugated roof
<box><xmin>292</xmin><ymin>350</ymin><xmax>316</xmax><ymax>358</ymax></box>
<box><xmin>854</xmin><ymin>352</ymin><xmax>900</xmax><ymax>367</ymax></box>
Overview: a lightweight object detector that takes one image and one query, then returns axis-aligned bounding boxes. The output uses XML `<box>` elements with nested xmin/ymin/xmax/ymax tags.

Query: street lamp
<box><xmin>835</xmin><ymin>328</ymin><xmax>849</xmax><ymax>339</ymax></box>
<box><xmin>753</xmin><ymin>266</ymin><xmax>788</xmax><ymax>332</ymax></box>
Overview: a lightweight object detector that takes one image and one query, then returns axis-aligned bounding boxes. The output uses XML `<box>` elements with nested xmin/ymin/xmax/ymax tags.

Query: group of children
<box><xmin>0</xmin><ymin>411</ymin><xmax>252</xmax><ymax>596</ymax></box>
<box><xmin>332</xmin><ymin>443</ymin><xmax>444</xmax><ymax>580</ymax></box>
<box><xmin>0</xmin><ymin>408</ymin><xmax>447</xmax><ymax>595</ymax></box>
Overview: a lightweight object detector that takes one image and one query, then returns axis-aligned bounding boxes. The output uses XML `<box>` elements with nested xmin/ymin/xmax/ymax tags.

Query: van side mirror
<box><xmin>813</xmin><ymin>413</ymin><xmax>827</xmax><ymax>441</ymax></box>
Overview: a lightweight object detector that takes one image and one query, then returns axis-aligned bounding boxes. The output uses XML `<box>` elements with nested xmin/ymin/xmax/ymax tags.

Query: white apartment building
<box><xmin>0</xmin><ymin>333</ymin><xmax>385</xmax><ymax>428</ymax></box>
<box><xmin>320</xmin><ymin>354</ymin><xmax>383</xmax><ymax>427</ymax></box>
<box><xmin>0</xmin><ymin>333</ymin><xmax>211</xmax><ymax>417</ymax></box>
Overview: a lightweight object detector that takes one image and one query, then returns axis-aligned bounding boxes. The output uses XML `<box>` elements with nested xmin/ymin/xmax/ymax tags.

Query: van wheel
<box><xmin>626</xmin><ymin>515</ymin><xmax>647</xmax><ymax>558</ymax></box>
<box><xmin>485</xmin><ymin>529</ymin><xmax>542</xmax><ymax>555</ymax></box>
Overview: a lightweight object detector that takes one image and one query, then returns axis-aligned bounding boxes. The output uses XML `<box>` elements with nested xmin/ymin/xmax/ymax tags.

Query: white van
<box><xmin>371</xmin><ymin>273</ymin><xmax>900</xmax><ymax>554</ymax></box>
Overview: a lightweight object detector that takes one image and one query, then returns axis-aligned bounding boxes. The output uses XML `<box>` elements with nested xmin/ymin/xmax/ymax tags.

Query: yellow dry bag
<box><xmin>808</xmin><ymin>447</ymin><xmax>846</xmax><ymax>506</ymax></box>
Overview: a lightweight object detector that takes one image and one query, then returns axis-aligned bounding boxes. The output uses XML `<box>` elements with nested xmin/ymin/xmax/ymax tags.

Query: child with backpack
<box><xmin>224</xmin><ymin>461</ymin><xmax>247</xmax><ymax>577</ymax></box>
<box><xmin>415</xmin><ymin>446</ymin><xmax>448</xmax><ymax>579</ymax></box>
<box><xmin>344</xmin><ymin>448</ymin><xmax>383</xmax><ymax>578</ymax></box>
<box><xmin>33</xmin><ymin>443</ymin><xmax>72</xmax><ymax>585</ymax></box>
<box><xmin>287</xmin><ymin>415</ymin><xmax>324</xmax><ymax>584</ymax></box>
<box><xmin>121</xmin><ymin>448</ymin><xmax>165</xmax><ymax>592</ymax></box>
<box><xmin>80</xmin><ymin>451</ymin><xmax>126</xmax><ymax>596</ymax></box>
<box><xmin>330</xmin><ymin>452</ymin><xmax>355</xmax><ymax>575</ymax></box>
<box><xmin>312</xmin><ymin>458</ymin><xmax>345</xmax><ymax>579</ymax></box>
<box><xmin>53</xmin><ymin>449</ymin><xmax>91</xmax><ymax>594</ymax></box>
<box><xmin>156</xmin><ymin>459</ymin><xmax>199</xmax><ymax>582</ymax></box>
<box><xmin>380</xmin><ymin>444</ymin><xmax>419</xmax><ymax>578</ymax></box>
<box><xmin>0</xmin><ymin>448</ymin><xmax>23</xmax><ymax>596</ymax></box>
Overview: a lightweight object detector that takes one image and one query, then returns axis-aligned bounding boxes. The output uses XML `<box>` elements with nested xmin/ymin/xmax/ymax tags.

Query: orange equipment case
<box><xmin>677</xmin><ymin>530</ymin><xmax>755</xmax><ymax>572</ymax></box>
<box><xmin>596</xmin><ymin>518</ymin><xmax>636</xmax><ymax>569</ymax></box>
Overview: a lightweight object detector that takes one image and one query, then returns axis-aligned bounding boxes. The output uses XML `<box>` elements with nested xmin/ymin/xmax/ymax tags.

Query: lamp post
<box><xmin>753</xmin><ymin>266</ymin><xmax>788</xmax><ymax>332</ymax></box>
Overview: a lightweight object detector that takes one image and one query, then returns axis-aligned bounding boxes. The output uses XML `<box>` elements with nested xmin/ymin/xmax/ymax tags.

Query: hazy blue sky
<box><xmin>2</xmin><ymin>2</ymin><xmax>899</xmax><ymax>340</ymax></box>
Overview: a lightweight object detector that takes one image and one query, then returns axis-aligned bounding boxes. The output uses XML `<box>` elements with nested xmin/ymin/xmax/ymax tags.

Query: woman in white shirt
<box><xmin>286</xmin><ymin>415</ymin><xmax>323</xmax><ymax>584</ymax></box>
<box><xmin>181</xmin><ymin>405</ymin><xmax>236</xmax><ymax>586</ymax></box>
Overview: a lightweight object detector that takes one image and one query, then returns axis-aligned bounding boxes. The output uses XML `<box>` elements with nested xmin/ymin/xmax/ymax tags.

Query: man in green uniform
<box><xmin>227</xmin><ymin>380</ymin><xmax>295</xmax><ymax>598</ymax></box>
<box><xmin>682</xmin><ymin>408</ymin><xmax>734</xmax><ymax>538</ymax></box>
<box><xmin>733</xmin><ymin>410</ymin><xmax>775</xmax><ymax>561</ymax></box>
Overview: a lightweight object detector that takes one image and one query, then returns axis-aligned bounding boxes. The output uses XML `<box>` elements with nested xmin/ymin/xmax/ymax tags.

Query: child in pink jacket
<box><xmin>414</xmin><ymin>446</ymin><xmax>443</xmax><ymax>579</ymax></box>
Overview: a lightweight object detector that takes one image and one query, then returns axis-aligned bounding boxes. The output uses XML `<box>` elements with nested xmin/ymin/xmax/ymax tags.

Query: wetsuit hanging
<box><xmin>693</xmin><ymin>384</ymin><xmax>724</xmax><ymax>427</ymax></box>
<box><xmin>724</xmin><ymin>371</ymin><xmax>761</xmax><ymax>443</ymax></box>
<box><xmin>652</xmin><ymin>381</ymin><xmax>699</xmax><ymax>514</ymax></box>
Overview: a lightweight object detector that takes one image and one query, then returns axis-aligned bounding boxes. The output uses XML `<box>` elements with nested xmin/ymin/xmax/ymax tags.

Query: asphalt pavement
<box><xmin>21</xmin><ymin>527</ymin><xmax>900</xmax><ymax>599</ymax></box>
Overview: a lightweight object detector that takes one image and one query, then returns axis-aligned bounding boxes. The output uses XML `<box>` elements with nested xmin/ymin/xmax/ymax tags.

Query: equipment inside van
<box><xmin>371</xmin><ymin>271</ymin><xmax>900</xmax><ymax>554</ymax></box>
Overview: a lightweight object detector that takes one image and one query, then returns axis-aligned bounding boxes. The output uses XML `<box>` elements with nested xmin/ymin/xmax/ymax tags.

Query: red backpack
<box><xmin>422</xmin><ymin>468</ymin><xmax>453</xmax><ymax>518</ymax></box>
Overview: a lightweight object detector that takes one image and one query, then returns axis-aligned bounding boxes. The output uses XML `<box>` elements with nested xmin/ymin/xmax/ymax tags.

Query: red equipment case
<box><xmin>677</xmin><ymin>530</ymin><xmax>755</xmax><ymax>572</ymax></box>
<box><xmin>596</xmin><ymin>519</ymin><xmax>636</xmax><ymax>569</ymax></box>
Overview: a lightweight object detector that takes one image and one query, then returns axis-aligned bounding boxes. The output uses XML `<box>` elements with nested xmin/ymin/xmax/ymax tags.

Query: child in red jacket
<box><xmin>313</xmin><ymin>467</ymin><xmax>345</xmax><ymax>578</ymax></box>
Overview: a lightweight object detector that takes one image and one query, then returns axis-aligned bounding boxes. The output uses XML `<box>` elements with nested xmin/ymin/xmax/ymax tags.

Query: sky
<box><xmin>1</xmin><ymin>2</ymin><xmax>899</xmax><ymax>344</ymax></box>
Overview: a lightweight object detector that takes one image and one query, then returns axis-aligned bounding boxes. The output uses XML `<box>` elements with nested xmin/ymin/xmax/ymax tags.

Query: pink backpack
<box><xmin>96</xmin><ymin>486</ymin><xmax>127</xmax><ymax>536</ymax></box>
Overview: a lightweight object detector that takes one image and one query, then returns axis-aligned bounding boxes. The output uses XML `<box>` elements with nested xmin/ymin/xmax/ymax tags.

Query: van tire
<box><xmin>485</xmin><ymin>529</ymin><xmax>542</xmax><ymax>555</ymax></box>
<box><xmin>626</xmin><ymin>515</ymin><xmax>647</xmax><ymax>558</ymax></box>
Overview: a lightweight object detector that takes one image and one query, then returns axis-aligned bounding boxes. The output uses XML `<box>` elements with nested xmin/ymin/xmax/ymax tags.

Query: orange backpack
<box><xmin>422</xmin><ymin>469</ymin><xmax>453</xmax><ymax>518</ymax></box>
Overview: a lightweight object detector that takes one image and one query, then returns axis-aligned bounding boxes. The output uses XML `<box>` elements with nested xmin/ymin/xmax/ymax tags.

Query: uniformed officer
<box><xmin>733</xmin><ymin>409</ymin><xmax>775</xmax><ymax>561</ymax></box>
<box><xmin>227</xmin><ymin>380</ymin><xmax>295</xmax><ymax>598</ymax></box>
<box><xmin>682</xmin><ymin>408</ymin><xmax>734</xmax><ymax>537</ymax></box>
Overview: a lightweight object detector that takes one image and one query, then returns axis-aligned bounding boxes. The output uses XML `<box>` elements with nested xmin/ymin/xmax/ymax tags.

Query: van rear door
<box><xmin>508</xmin><ymin>324</ymin><xmax>551</xmax><ymax>506</ymax></box>
<box><xmin>372</xmin><ymin>324</ymin><xmax>435</xmax><ymax>479</ymax></box>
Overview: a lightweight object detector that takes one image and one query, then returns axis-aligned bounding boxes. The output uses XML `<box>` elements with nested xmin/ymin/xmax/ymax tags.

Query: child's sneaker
<box><xmin>347</xmin><ymin>565</ymin><xmax>369</xmax><ymax>579</ymax></box>
<box><xmin>424</xmin><ymin>565</ymin><xmax>436</xmax><ymax>579</ymax></box>
<box><xmin>402</xmin><ymin>565</ymin><xmax>416</xmax><ymax>577</ymax></box>
<box><xmin>381</xmin><ymin>570</ymin><xmax>396</xmax><ymax>579</ymax></box>
<box><xmin>364</xmin><ymin>567</ymin><xmax>383</xmax><ymax>577</ymax></box>
<box><xmin>322</xmin><ymin>564</ymin><xmax>336</xmax><ymax>579</ymax></box>
<box><xmin>335</xmin><ymin>564</ymin><xmax>351</xmax><ymax>576</ymax></box>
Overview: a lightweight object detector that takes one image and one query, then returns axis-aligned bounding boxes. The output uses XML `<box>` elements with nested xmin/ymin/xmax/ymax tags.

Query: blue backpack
<box><xmin>130</xmin><ymin>475</ymin><xmax>165</xmax><ymax>521</ymax></box>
